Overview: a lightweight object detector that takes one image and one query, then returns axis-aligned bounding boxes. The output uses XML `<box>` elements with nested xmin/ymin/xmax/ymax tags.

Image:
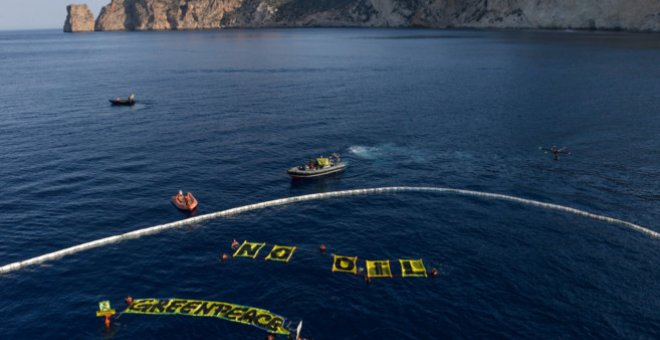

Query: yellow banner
<box><xmin>399</xmin><ymin>259</ymin><xmax>427</xmax><ymax>277</ymax></box>
<box><xmin>229</xmin><ymin>241</ymin><xmax>432</xmax><ymax>280</ymax></box>
<box><xmin>332</xmin><ymin>255</ymin><xmax>358</xmax><ymax>274</ymax></box>
<box><xmin>265</xmin><ymin>245</ymin><xmax>296</xmax><ymax>262</ymax></box>
<box><xmin>366</xmin><ymin>260</ymin><xmax>392</xmax><ymax>278</ymax></box>
<box><xmin>233</xmin><ymin>241</ymin><xmax>266</xmax><ymax>259</ymax></box>
<box><xmin>123</xmin><ymin>298</ymin><xmax>290</xmax><ymax>335</ymax></box>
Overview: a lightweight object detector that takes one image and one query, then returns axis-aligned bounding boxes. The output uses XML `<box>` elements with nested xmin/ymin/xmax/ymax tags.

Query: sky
<box><xmin>0</xmin><ymin>0</ymin><xmax>109</xmax><ymax>30</ymax></box>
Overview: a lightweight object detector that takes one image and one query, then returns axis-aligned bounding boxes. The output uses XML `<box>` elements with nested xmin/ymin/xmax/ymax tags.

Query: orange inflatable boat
<box><xmin>171</xmin><ymin>191</ymin><xmax>198</xmax><ymax>211</ymax></box>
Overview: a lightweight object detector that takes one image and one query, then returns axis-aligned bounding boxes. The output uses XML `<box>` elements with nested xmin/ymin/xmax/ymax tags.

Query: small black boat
<box><xmin>109</xmin><ymin>94</ymin><xmax>136</xmax><ymax>106</ymax></box>
<box><xmin>288</xmin><ymin>153</ymin><xmax>346</xmax><ymax>179</ymax></box>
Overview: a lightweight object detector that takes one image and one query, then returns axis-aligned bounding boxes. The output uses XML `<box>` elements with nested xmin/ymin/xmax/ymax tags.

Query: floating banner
<box><xmin>123</xmin><ymin>298</ymin><xmax>290</xmax><ymax>335</ymax></box>
<box><xmin>332</xmin><ymin>255</ymin><xmax>358</xmax><ymax>274</ymax></box>
<box><xmin>366</xmin><ymin>260</ymin><xmax>392</xmax><ymax>278</ymax></box>
<box><xmin>399</xmin><ymin>259</ymin><xmax>427</xmax><ymax>278</ymax></box>
<box><xmin>229</xmin><ymin>241</ymin><xmax>433</xmax><ymax>280</ymax></box>
<box><xmin>265</xmin><ymin>245</ymin><xmax>296</xmax><ymax>263</ymax></box>
<box><xmin>233</xmin><ymin>241</ymin><xmax>266</xmax><ymax>259</ymax></box>
<box><xmin>232</xmin><ymin>241</ymin><xmax>297</xmax><ymax>262</ymax></box>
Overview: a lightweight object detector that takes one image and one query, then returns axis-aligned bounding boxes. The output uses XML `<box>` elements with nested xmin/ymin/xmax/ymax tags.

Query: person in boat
<box><xmin>128</xmin><ymin>93</ymin><xmax>135</xmax><ymax>103</ymax></box>
<box><xmin>177</xmin><ymin>190</ymin><xmax>184</xmax><ymax>203</ymax></box>
<box><xmin>184</xmin><ymin>192</ymin><xmax>193</xmax><ymax>206</ymax></box>
<box><xmin>307</xmin><ymin>159</ymin><xmax>314</xmax><ymax>170</ymax></box>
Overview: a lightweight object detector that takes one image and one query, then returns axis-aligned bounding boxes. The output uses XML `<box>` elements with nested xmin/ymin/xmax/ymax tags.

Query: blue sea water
<box><xmin>0</xmin><ymin>28</ymin><xmax>659</xmax><ymax>339</ymax></box>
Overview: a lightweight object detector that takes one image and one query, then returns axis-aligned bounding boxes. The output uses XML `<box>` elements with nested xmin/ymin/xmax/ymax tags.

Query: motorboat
<box><xmin>287</xmin><ymin>153</ymin><xmax>346</xmax><ymax>179</ymax></box>
<box><xmin>171</xmin><ymin>191</ymin><xmax>198</xmax><ymax>211</ymax></box>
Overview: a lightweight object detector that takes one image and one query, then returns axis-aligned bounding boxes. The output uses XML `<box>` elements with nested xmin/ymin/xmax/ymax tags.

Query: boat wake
<box><xmin>0</xmin><ymin>186</ymin><xmax>656</xmax><ymax>275</ymax></box>
<box><xmin>348</xmin><ymin>144</ymin><xmax>428</xmax><ymax>162</ymax></box>
<box><xmin>348</xmin><ymin>145</ymin><xmax>380</xmax><ymax>159</ymax></box>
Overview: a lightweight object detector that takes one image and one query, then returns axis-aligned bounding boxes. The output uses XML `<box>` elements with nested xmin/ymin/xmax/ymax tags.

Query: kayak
<box><xmin>171</xmin><ymin>192</ymin><xmax>198</xmax><ymax>211</ymax></box>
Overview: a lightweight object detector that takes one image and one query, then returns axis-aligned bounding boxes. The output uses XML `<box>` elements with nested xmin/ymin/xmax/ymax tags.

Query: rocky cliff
<box><xmin>91</xmin><ymin>0</ymin><xmax>660</xmax><ymax>32</ymax></box>
<box><xmin>63</xmin><ymin>4</ymin><xmax>95</xmax><ymax>32</ymax></box>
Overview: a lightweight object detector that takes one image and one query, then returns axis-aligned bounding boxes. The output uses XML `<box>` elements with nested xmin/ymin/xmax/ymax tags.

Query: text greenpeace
<box><xmin>123</xmin><ymin>298</ymin><xmax>290</xmax><ymax>335</ymax></box>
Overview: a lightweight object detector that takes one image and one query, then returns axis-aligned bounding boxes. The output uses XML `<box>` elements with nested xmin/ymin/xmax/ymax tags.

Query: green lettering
<box><xmin>195</xmin><ymin>302</ymin><xmax>211</xmax><ymax>316</ymax></box>
<box><xmin>225</xmin><ymin>307</ymin><xmax>246</xmax><ymax>320</ymax></box>
<box><xmin>234</xmin><ymin>242</ymin><xmax>264</xmax><ymax>258</ymax></box>
<box><xmin>255</xmin><ymin>313</ymin><xmax>272</xmax><ymax>327</ymax></box>
<box><xmin>267</xmin><ymin>317</ymin><xmax>284</xmax><ymax>332</ymax></box>
<box><xmin>165</xmin><ymin>299</ymin><xmax>186</xmax><ymax>313</ymax></box>
<box><xmin>148</xmin><ymin>299</ymin><xmax>170</xmax><ymax>313</ymax></box>
<box><xmin>197</xmin><ymin>302</ymin><xmax>223</xmax><ymax>316</ymax></box>
<box><xmin>239</xmin><ymin>309</ymin><xmax>258</xmax><ymax>324</ymax></box>
<box><xmin>180</xmin><ymin>301</ymin><xmax>201</xmax><ymax>314</ymax></box>
<box><xmin>127</xmin><ymin>300</ymin><xmax>155</xmax><ymax>313</ymax></box>
<box><xmin>217</xmin><ymin>304</ymin><xmax>233</xmax><ymax>317</ymax></box>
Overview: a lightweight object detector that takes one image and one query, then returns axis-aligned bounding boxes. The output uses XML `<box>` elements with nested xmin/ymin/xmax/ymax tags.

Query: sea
<box><xmin>0</xmin><ymin>28</ymin><xmax>659</xmax><ymax>339</ymax></box>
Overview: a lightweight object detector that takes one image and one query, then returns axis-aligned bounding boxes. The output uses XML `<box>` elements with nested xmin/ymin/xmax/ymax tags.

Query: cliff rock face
<box><xmin>63</xmin><ymin>4</ymin><xmax>95</xmax><ymax>32</ymax></box>
<box><xmin>93</xmin><ymin>0</ymin><xmax>660</xmax><ymax>32</ymax></box>
<box><xmin>95</xmin><ymin>0</ymin><xmax>243</xmax><ymax>31</ymax></box>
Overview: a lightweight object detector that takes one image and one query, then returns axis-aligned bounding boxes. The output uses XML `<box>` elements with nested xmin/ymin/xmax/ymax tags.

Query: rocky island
<box><xmin>65</xmin><ymin>0</ymin><xmax>660</xmax><ymax>32</ymax></box>
<box><xmin>63</xmin><ymin>4</ymin><xmax>95</xmax><ymax>32</ymax></box>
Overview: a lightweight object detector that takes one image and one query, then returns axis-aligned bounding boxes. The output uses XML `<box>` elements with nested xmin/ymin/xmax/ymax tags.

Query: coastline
<box><xmin>35</xmin><ymin>25</ymin><xmax>660</xmax><ymax>34</ymax></box>
<box><xmin>64</xmin><ymin>0</ymin><xmax>660</xmax><ymax>33</ymax></box>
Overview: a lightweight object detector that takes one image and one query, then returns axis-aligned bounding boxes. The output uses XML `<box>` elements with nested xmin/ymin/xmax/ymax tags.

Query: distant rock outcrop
<box><xmin>63</xmin><ymin>4</ymin><xmax>95</xmax><ymax>32</ymax></box>
<box><xmin>89</xmin><ymin>0</ymin><xmax>660</xmax><ymax>32</ymax></box>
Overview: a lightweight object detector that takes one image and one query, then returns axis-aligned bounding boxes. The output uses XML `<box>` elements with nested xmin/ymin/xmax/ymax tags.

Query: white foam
<box><xmin>348</xmin><ymin>144</ymin><xmax>428</xmax><ymax>163</ymax></box>
<box><xmin>0</xmin><ymin>186</ymin><xmax>656</xmax><ymax>275</ymax></box>
<box><xmin>347</xmin><ymin>145</ymin><xmax>377</xmax><ymax>159</ymax></box>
